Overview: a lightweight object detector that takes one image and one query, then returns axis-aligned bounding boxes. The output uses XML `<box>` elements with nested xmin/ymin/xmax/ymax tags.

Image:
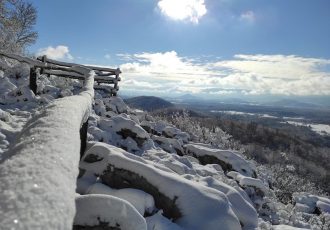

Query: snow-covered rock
<box><xmin>293</xmin><ymin>192</ymin><xmax>330</xmax><ymax>214</ymax></box>
<box><xmin>96</xmin><ymin>114</ymin><xmax>154</xmax><ymax>153</ymax></box>
<box><xmin>199</xmin><ymin>176</ymin><xmax>258</xmax><ymax>229</ymax></box>
<box><xmin>80</xmin><ymin>142</ymin><xmax>242</xmax><ymax>230</ymax></box>
<box><xmin>151</xmin><ymin>134</ymin><xmax>184</xmax><ymax>155</ymax></box>
<box><xmin>185</xmin><ymin>143</ymin><xmax>256</xmax><ymax>177</ymax></box>
<box><xmin>227</xmin><ymin>171</ymin><xmax>268</xmax><ymax>197</ymax></box>
<box><xmin>74</xmin><ymin>194</ymin><xmax>147</xmax><ymax>230</ymax></box>
<box><xmin>86</xmin><ymin>182</ymin><xmax>155</xmax><ymax>215</ymax></box>
<box><xmin>103</xmin><ymin>96</ymin><xmax>128</xmax><ymax>114</ymax></box>
<box><xmin>146</xmin><ymin>211</ymin><xmax>183</xmax><ymax>230</ymax></box>
<box><xmin>272</xmin><ymin>225</ymin><xmax>309</xmax><ymax>230</ymax></box>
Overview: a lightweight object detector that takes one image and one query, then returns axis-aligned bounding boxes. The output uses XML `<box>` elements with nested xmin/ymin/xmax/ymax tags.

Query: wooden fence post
<box><xmin>80</xmin><ymin>118</ymin><xmax>89</xmax><ymax>158</ymax></box>
<box><xmin>112</xmin><ymin>68</ymin><xmax>120</xmax><ymax>96</ymax></box>
<box><xmin>29</xmin><ymin>67</ymin><xmax>37</xmax><ymax>95</ymax></box>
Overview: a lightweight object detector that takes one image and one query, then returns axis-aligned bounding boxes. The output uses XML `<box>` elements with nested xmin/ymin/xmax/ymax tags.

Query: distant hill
<box><xmin>153</xmin><ymin>107</ymin><xmax>207</xmax><ymax>118</ymax></box>
<box><xmin>178</xmin><ymin>94</ymin><xmax>199</xmax><ymax>101</ymax></box>
<box><xmin>124</xmin><ymin>96</ymin><xmax>174</xmax><ymax>111</ymax></box>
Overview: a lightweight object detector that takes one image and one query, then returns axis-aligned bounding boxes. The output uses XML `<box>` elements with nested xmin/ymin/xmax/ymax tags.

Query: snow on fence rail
<box><xmin>0</xmin><ymin>63</ymin><xmax>95</xmax><ymax>229</ymax></box>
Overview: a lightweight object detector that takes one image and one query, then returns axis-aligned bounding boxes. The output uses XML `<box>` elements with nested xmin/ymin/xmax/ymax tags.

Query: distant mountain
<box><xmin>124</xmin><ymin>96</ymin><xmax>174</xmax><ymax>111</ymax></box>
<box><xmin>178</xmin><ymin>94</ymin><xmax>199</xmax><ymax>101</ymax></box>
<box><xmin>219</xmin><ymin>98</ymin><xmax>250</xmax><ymax>104</ymax></box>
<box><xmin>266</xmin><ymin>99</ymin><xmax>320</xmax><ymax>108</ymax></box>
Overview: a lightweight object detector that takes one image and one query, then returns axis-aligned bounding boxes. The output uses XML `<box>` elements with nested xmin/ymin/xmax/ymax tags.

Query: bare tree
<box><xmin>0</xmin><ymin>0</ymin><xmax>38</xmax><ymax>54</ymax></box>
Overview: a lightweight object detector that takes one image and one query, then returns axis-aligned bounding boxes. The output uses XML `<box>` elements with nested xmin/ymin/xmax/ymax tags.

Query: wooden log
<box><xmin>42</xmin><ymin>69</ymin><xmax>118</xmax><ymax>84</ymax></box>
<box><xmin>0</xmin><ymin>51</ymin><xmax>87</xmax><ymax>75</ymax></box>
<box><xmin>80</xmin><ymin>119</ymin><xmax>89</xmax><ymax>159</ymax></box>
<box><xmin>93</xmin><ymin>85</ymin><xmax>118</xmax><ymax>93</ymax></box>
<box><xmin>94</xmin><ymin>75</ymin><xmax>118</xmax><ymax>84</ymax></box>
<box><xmin>41</xmin><ymin>69</ymin><xmax>85</xmax><ymax>80</ymax></box>
<box><xmin>37</xmin><ymin>56</ymin><xmax>119</xmax><ymax>74</ymax></box>
<box><xmin>29</xmin><ymin>67</ymin><xmax>37</xmax><ymax>94</ymax></box>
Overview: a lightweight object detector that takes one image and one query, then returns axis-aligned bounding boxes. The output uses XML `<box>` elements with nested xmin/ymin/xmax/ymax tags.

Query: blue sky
<box><xmin>28</xmin><ymin>0</ymin><xmax>330</xmax><ymax>99</ymax></box>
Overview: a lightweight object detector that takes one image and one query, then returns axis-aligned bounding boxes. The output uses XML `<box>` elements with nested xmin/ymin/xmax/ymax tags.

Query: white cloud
<box><xmin>239</xmin><ymin>11</ymin><xmax>256</xmax><ymax>23</ymax></box>
<box><xmin>119</xmin><ymin>51</ymin><xmax>330</xmax><ymax>96</ymax></box>
<box><xmin>104</xmin><ymin>54</ymin><xmax>111</xmax><ymax>59</ymax></box>
<box><xmin>157</xmin><ymin>0</ymin><xmax>207</xmax><ymax>24</ymax></box>
<box><xmin>37</xmin><ymin>45</ymin><xmax>73</xmax><ymax>60</ymax></box>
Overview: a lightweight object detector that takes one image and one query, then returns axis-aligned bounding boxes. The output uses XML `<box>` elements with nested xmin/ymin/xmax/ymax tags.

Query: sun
<box><xmin>158</xmin><ymin>0</ymin><xmax>207</xmax><ymax>24</ymax></box>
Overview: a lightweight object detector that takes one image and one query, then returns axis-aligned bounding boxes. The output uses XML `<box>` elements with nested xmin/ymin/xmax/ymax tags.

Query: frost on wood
<box><xmin>80</xmin><ymin>142</ymin><xmax>241</xmax><ymax>230</ymax></box>
<box><xmin>0</xmin><ymin>70</ymin><xmax>95</xmax><ymax>229</ymax></box>
<box><xmin>185</xmin><ymin>143</ymin><xmax>256</xmax><ymax>177</ymax></box>
<box><xmin>73</xmin><ymin>194</ymin><xmax>147</xmax><ymax>230</ymax></box>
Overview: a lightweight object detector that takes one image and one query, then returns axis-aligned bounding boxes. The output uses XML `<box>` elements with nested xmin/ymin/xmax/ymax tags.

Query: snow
<box><xmin>227</xmin><ymin>171</ymin><xmax>268</xmax><ymax>195</ymax></box>
<box><xmin>74</xmin><ymin>194</ymin><xmax>147</xmax><ymax>230</ymax></box>
<box><xmin>95</xmin><ymin>114</ymin><xmax>155</xmax><ymax>153</ymax></box>
<box><xmin>140</xmin><ymin>120</ymin><xmax>190</xmax><ymax>143</ymax></box>
<box><xmin>103</xmin><ymin>96</ymin><xmax>128</xmax><ymax>114</ymax></box>
<box><xmin>272</xmin><ymin>225</ymin><xmax>309</xmax><ymax>230</ymax></box>
<box><xmin>0</xmin><ymin>69</ymin><xmax>95</xmax><ymax>229</ymax></box>
<box><xmin>146</xmin><ymin>211</ymin><xmax>183</xmax><ymax>230</ymax></box>
<box><xmin>80</xmin><ymin>142</ymin><xmax>242</xmax><ymax>230</ymax></box>
<box><xmin>151</xmin><ymin>134</ymin><xmax>184</xmax><ymax>155</ymax></box>
<box><xmin>185</xmin><ymin>143</ymin><xmax>256</xmax><ymax>177</ymax></box>
<box><xmin>86</xmin><ymin>182</ymin><xmax>155</xmax><ymax>215</ymax></box>
<box><xmin>198</xmin><ymin>176</ymin><xmax>258</xmax><ymax>229</ymax></box>
<box><xmin>284</xmin><ymin>121</ymin><xmax>330</xmax><ymax>136</ymax></box>
<box><xmin>293</xmin><ymin>192</ymin><xmax>330</xmax><ymax>214</ymax></box>
<box><xmin>210</xmin><ymin>110</ymin><xmax>278</xmax><ymax>119</ymax></box>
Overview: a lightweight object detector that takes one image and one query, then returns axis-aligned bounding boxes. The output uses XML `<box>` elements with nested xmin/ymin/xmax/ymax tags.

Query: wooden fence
<box><xmin>0</xmin><ymin>51</ymin><xmax>121</xmax><ymax>156</ymax></box>
<box><xmin>0</xmin><ymin>51</ymin><xmax>121</xmax><ymax>96</ymax></box>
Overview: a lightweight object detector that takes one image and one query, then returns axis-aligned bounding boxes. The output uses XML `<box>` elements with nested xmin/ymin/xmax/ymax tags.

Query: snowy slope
<box><xmin>0</xmin><ymin>62</ymin><xmax>329</xmax><ymax>230</ymax></box>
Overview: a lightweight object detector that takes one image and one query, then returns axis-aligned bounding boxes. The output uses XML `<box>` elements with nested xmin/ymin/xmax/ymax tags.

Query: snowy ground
<box><xmin>283</xmin><ymin>121</ymin><xmax>330</xmax><ymax>136</ymax></box>
<box><xmin>0</xmin><ymin>63</ymin><xmax>329</xmax><ymax>229</ymax></box>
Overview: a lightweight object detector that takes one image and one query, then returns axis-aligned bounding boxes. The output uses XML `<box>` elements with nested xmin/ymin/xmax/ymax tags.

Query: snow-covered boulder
<box><xmin>227</xmin><ymin>171</ymin><xmax>268</xmax><ymax>197</ymax></box>
<box><xmin>151</xmin><ymin>134</ymin><xmax>184</xmax><ymax>155</ymax></box>
<box><xmin>146</xmin><ymin>211</ymin><xmax>183</xmax><ymax>230</ymax></box>
<box><xmin>185</xmin><ymin>143</ymin><xmax>256</xmax><ymax>177</ymax></box>
<box><xmin>199</xmin><ymin>176</ymin><xmax>258</xmax><ymax>229</ymax></box>
<box><xmin>96</xmin><ymin>114</ymin><xmax>154</xmax><ymax>153</ymax></box>
<box><xmin>74</xmin><ymin>194</ymin><xmax>147</xmax><ymax>230</ymax></box>
<box><xmin>142</xmin><ymin>149</ymin><xmax>196</xmax><ymax>175</ymax></box>
<box><xmin>141</xmin><ymin>148</ymin><xmax>258</xmax><ymax>228</ymax></box>
<box><xmin>80</xmin><ymin>142</ymin><xmax>242</xmax><ymax>230</ymax></box>
<box><xmin>140</xmin><ymin>121</ymin><xmax>190</xmax><ymax>143</ymax></box>
<box><xmin>140</xmin><ymin>120</ymin><xmax>159</xmax><ymax>135</ymax></box>
<box><xmin>86</xmin><ymin>182</ymin><xmax>155</xmax><ymax>216</ymax></box>
<box><xmin>293</xmin><ymin>192</ymin><xmax>330</xmax><ymax>215</ymax></box>
<box><xmin>103</xmin><ymin>96</ymin><xmax>128</xmax><ymax>114</ymax></box>
<box><xmin>162</xmin><ymin>126</ymin><xmax>190</xmax><ymax>143</ymax></box>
